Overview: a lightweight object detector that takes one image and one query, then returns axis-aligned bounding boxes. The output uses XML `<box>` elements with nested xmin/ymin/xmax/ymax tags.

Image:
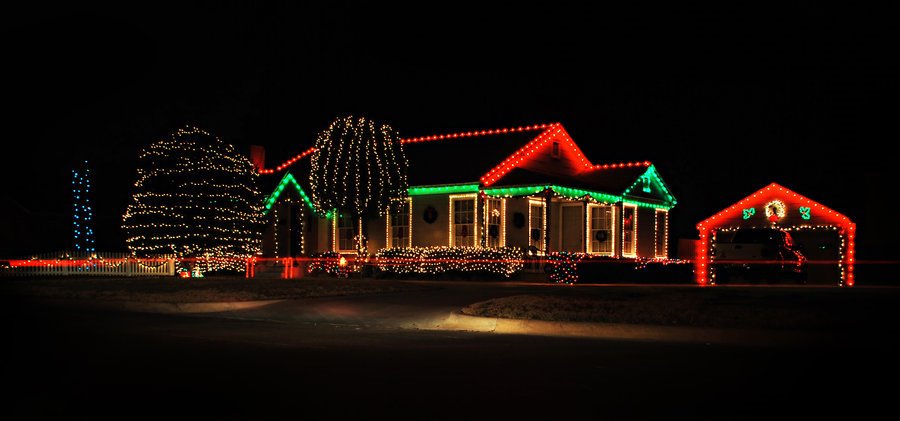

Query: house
<box><xmin>257</xmin><ymin>122</ymin><xmax>676</xmax><ymax>261</ymax></box>
<box><xmin>695</xmin><ymin>182</ymin><xmax>855</xmax><ymax>286</ymax></box>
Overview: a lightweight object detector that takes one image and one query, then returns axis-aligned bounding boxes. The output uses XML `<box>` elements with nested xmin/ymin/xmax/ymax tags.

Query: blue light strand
<box><xmin>73</xmin><ymin>160</ymin><xmax>95</xmax><ymax>252</ymax></box>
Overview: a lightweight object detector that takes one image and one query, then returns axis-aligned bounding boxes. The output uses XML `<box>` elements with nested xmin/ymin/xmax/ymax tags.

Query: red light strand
<box><xmin>400</xmin><ymin>123</ymin><xmax>553</xmax><ymax>144</ymax></box>
<box><xmin>260</xmin><ymin>146</ymin><xmax>318</xmax><ymax>174</ymax></box>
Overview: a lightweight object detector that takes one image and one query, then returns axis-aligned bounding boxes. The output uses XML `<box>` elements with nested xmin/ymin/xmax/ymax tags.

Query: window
<box><xmin>642</xmin><ymin>176</ymin><xmax>652</xmax><ymax>193</ymax></box>
<box><xmin>588</xmin><ymin>204</ymin><xmax>615</xmax><ymax>255</ymax></box>
<box><xmin>551</xmin><ymin>141</ymin><xmax>560</xmax><ymax>158</ymax></box>
<box><xmin>655</xmin><ymin>209</ymin><xmax>668</xmax><ymax>258</ymax></box>
<box><xmin>622</xmin><ymin>204</ymin><xmax>638</xmax><ymax>257</ymax></box>
<box><xmin>528</xmin><ymin>199</ymin><xmax>546</xmax><ymax>254</ymax></box>
<box><xmin>333</xmin><ymin>213</ymin><xmax>356</xmax><ymax>252</ymax></box>
<box><xmin>484</xmin><ymin>198</ymin><xmax>505</xmax><ymax>248</ymax></box>
<box><xmin>450</xmin><ymin>194</ymin><xmax>477</xmax><ymax>247</ymax></box>
<box><xmin>387</xmin><ymin>198</ymin><xmax>412</xmax><ymax>248</ymax></box>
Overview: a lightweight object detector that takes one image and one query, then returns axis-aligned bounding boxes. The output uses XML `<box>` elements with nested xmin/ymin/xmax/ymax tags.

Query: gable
<box><xmin>481</xmin><ymin>123</ymin><xmax>591</xmax><ymax>186</ymax></box>
<box><xmin>620</xmin><ymin>165</ymin><xmax>677</xmax><ymax>206</ymax></box>
<box><xmin>263</xmin><ymin>172</ymin><xmax>325</xmax><ymax>217</ymax></box>
<box><xmin>697</xmin><ymin>182</ymin><xmax>853</xmax><ymax>231</ymax></box>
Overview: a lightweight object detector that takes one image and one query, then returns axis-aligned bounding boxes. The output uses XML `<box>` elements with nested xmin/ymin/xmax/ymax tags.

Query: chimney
<box><xmin>250</xmin><ymin>145</ymin><xmax>266</xmax><ymax>172</ymax></box>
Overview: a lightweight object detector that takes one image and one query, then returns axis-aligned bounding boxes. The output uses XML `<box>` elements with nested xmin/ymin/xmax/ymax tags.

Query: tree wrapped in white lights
<box><xmin>310</xmin><ymin>116</ymin><xmax>408</xmax><ymax>254</ymax></box>
<box><xmin>122</xmin><ymin>126</ymin><xmax>263</xmax><ymax>272</ymax></box>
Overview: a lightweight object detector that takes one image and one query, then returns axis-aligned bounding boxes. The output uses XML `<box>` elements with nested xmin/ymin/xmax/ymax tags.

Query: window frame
<box><xmin>655</xmin><ymin>209</ymin><xmax>668</xmax><ymax>258</ymax></box>
<box><xmin>449</xmin><ymin>194</ymin><xmax>478</xmax><ymax>248</ymax></box>
<box><xmin>587</xmin><ymin>204</ymin><xmax>616</xmax><ymax>256</ymax></box>
<box><xmin>622</xmin><ymin>203</ymin><xmax>638</xmax><ymax>258</ymax></box>
<box><xmin>483</xmin><ymin>197</ymin><xmax>506</xmax><ymax>248</ymax></box>
<box><xmin>386</xmin><ymin>197</ymin><xmax>413</xmax><ymax>249</ymax></box>
<box><xmin>332</xmin><ymin>212</ymin><xmax>358</xmax><ymax>254</ymax></box>
<box><xmin>528</xmin><ymin>198</ymin><xmax>547</xmax><ymax>255</ymax></box>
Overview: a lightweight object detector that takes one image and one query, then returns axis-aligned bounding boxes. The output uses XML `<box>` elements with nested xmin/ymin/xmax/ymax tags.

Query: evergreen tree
<box><xmin>122</xmin><ymin>126</ymin><xmax>262</xmax><ymax>272</ymax></box>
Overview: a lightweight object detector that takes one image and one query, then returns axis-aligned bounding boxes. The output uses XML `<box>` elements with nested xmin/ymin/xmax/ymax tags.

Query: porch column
<box><xmin>583</xmin><ymin>199</ymin><xmax>589</xmax><ymax>253</ymax></box>
<box><xmin>478</xmin><ymin>190</ymin><xmax>486</xmax><ymax>248</ymax></box>
<box><xmin>544</xmin><ymin>189</ymin><xmax>552</xmax><ymax>253</ymax></box>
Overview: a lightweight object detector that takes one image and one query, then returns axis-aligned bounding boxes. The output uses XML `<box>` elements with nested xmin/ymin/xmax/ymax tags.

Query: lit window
<box><xmin>450</xmin><ymin>196</ymin><xmax>476</xmax><ymax>247</ymax></box>
<box><xmin>484</xmin><ymin>198</ymin><xmax>505</xmax><ymax>248</ymax></box>
<box><xmin>334</xmin><ymin>213</ymin><xmax>356</xmax><ymax>252</ymax></box>
<box><xmin>655</xmin><ymin>209</ymin><xmax>668</xmax><ymax>258</ymax></box>
<box><xmin>387</xmin><ymin>198</ymin><xmax>412</xmax><ymax>248</ymax></box>
<box><xmin>529</xmin><ymin>199</ymin><xmax>545</xmax><ymax>254</ymax></box>
<box><xmin>622</xmin><ymin>204</ymin><xmax>638</xmax><ymax>257</ymax></box>
<box><xmin>589</xmin><ymin>205</ymin><xmax>615</xmax><ymax>255</ymax></box>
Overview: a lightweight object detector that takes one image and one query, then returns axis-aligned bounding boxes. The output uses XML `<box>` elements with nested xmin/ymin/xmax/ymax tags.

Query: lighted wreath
<box><xmin>764</xmin><ymin>200</ymin><xmax>786</xmax><ymax>222</ymax></box>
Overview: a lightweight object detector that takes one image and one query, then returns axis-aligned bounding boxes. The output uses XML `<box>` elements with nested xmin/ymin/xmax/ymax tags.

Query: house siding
<box><xmin>637</xmin><ymin>206</ymin><xmax>656</xmax><ymax>258</ymax></box>
<box><xmin>411</xmin><ymin>194</ymin><xmax>452</xmax><ymax>247</ymax></box>
<box><xmin>506</xmin><ymin>197</ymin><xmax>529</xmax><ymax>249</ymax></box>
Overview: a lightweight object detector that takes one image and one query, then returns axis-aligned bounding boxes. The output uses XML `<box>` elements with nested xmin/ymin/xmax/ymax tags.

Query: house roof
<box><xmin>492</xmin><ymin>166</ymin><xmax>645</xmax><ymax>193</ymax></box>
<box><xmin>260</xmin><ymin>122</ymin><xmax>676</xmax><ymax>208</ymax></box>
<box><xmin>697</xmin><ymin>182</ymin><xmax>854</xmax><ymax>231</ymax></box>
<box><xmin>404</xmin><ymin>127</ymin><xmax>550</xmax><ymax>185</ymax></box>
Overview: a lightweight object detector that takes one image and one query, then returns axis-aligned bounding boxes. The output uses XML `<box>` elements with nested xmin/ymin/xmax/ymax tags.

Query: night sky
<box><xmin>2</xmin><ymin>3</ymin><xmax>896</xmax><ymax>258</ymax></box>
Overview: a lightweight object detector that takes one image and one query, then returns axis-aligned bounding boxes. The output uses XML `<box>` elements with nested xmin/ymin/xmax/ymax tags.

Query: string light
<box><xmin>273</xmin><ymin>205</ymin><xmax>279</xmax><ymax>258</ymax></box>
<box><xmin>449</xmin><ymin>193</ymin><xmax>479</xmax><ymax>247</ymax></box>
<box><xmin>260</xmin><ymin>147</ymin><xmax>317</xmax><ymax>174</ymax></box>
<box><xmin>408</xmin><ymin>184</ymin><xmax>480</xmax><ymax>196</ymax></box>
<box><xmin>400</xmin><ymin>124</ymin><xmax>551</xmax><ymax>144</ymax></box>
<box><xmin>655</xmin><ymin>209</ymin><xmax>668</xmax><ymax>258</ymax></box>
<box><xmin>528</xmin><ymin>198</ymin><xmax>546</xmax><ymax>255</ymax></box>
<box><xmin>482</xmin><ymin>197</ymin><xmax>506</xmax><ymax>248</ymax></box>
<box><xmin>695</xmin><ymin>182</ymin><xmax>855</xmax><ymax>286</ymax></box>
<box><xmin>547</xmin><ymin>251</ymin><xmax>583</xmax><ymax>284</ymax></box>
<box><xmin>262</xmin><ymin>172</ymin><xmax>327</xmax><ymax>216</ymax></box>
<box><xmin>764</xmin><ymin>199</ymin><xmax>787</xmax><ymax>222</ymax></box>
<box><xmin>587</xmin><ymin>161</ymin><xmax>651</xmax><ymax>171</ymax></box>
<box><xmin>622</xmin><ymin>203</ymin><xmax>638</xmax><ymax>258</ymax></box>
<box><xmin>585</xmin><ymin>203</ymin><xmax>616</xmax><ymax>256</ymax></box>
<box><xmin>376</xmin><ymin>246</ymin><xmax>523</xmax><ymax>278</ymax></box>
<box><xmin>121</xmin><ymin>126</ymin><xmax>262</xmax><ymax>272</ymax></box>
<box><xmin>386</xmin><ymin>197</ymin><xmax>412</xmax><ymax>248</ymax></box>
<box><xmin>481</xmin><ymin>123</ymin><xmax>592</xmax><ymax>186</ymax></box>
<box><xmin>72</xmin><ymin>160</ymin><xmax>95</xmax><ymax>253</ymax></box>
<box><xmin>621</xmin><ymin>165</ymin><xmax>677</xmax><ymax>206</ymax></box>
<box><xmin>310</xmin><ymin>116</ymin><xmax>409</xmax><ymax>254</ymax></box>
<box><xmin>742</xmin><ymin>208</ymin><xmax>756</xmax><ymax>219</ymax></box>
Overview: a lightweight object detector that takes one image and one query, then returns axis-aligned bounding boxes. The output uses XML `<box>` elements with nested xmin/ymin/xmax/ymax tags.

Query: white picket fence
<box><xmin>0</xmin><ymin>252</ymin><xmax>176</xmax><ymax>277</ymax></box>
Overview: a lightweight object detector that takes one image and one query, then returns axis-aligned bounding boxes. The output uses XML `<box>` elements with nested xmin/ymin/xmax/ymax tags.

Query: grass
<box><xmin>461</xmin><ymin>286</ymin><xmax>900</xmax><ymax>331</ymax></box>
<box><xmin>0</xmin><ymin>275</ymin><xmax>433</xmax><ymax>303</ymax></box>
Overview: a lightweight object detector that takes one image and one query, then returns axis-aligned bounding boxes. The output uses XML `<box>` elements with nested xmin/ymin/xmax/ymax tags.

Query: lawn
<box><xmin>0</xmin><ymin>276</ymin><xmax>433</xmax><ymax>303</ymax></box>
<box><xmin>461</xmin><ymin>286</ymin><xmax>900</xmax><ymax>331</ymax></box>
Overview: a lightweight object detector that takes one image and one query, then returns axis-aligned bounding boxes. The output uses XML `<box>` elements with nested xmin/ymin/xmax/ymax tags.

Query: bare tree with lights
<box><xmin>122</xmin><ymin>126</ymin><xmax>263</xmax><ymax>273</ymax></box>
<box><xmin>309</xmin><ymin>116</ymin><xmax>409</xmax><ymax>255</ymax></box>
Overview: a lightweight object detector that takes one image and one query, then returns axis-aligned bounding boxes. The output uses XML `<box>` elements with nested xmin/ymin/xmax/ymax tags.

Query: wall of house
<box><xmin>367</xmin><ymin>214</ymin><xmax>386</xmax><ymax>254</ymax></box>
<box><xmin>411</xmin><ymin>194</ymin><xmax>453</xmax><ymax>247</ymax></box>
<box><xmin>558</xmin><ymin>202</ymin><xmax>585</xmax><ymax>252</ymax></box>
<box><xmin>506</xmin><ymin>197</ymin><xmax>529</xmax><ymax>249</ymax></box>
<box><xmin>317</xmin><ymin>217</ymin><xmax>330</xmax><ymax>253</ymax></box>
<box><xmin>637</xmin><ymin>206</ymin><xmax>656</xmax><ymax>258</ymax></box>
<box><xmin>517</xmin><ymin>133</ymin><xmax>587</xmax><ymax>179</ymax></box>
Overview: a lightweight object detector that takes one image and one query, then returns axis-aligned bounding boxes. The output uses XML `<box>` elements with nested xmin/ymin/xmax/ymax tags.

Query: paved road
<box><xmin>4</xmin><ymin>289</ymin><xmax>897</xmax><ymax>419</ymax></box>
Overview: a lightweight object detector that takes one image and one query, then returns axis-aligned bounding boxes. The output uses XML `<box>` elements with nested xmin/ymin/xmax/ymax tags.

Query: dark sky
<box><xmin>1</xmin><ymin>3</ymin><xmax>897</xmax><ymax>257</ymax></box>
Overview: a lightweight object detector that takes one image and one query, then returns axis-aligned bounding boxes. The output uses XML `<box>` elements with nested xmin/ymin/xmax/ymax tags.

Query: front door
<box><xmin>561</xmin><ymin>205</ymin><xmax>583</xmax><ymax>252</ymax></box>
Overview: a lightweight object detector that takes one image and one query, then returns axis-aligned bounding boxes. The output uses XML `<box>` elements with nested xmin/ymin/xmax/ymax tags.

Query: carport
<box><xmin>695</xmin><ymin>183</ymin><xmax>855</xmax><ymax>286</ymax></box>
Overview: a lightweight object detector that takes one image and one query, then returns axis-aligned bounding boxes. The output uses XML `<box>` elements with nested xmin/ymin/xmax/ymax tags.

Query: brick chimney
<box><xmin>249</xmin><ymin>145</ymin><xmax>266</xmax><ymax>172</ymax></box>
